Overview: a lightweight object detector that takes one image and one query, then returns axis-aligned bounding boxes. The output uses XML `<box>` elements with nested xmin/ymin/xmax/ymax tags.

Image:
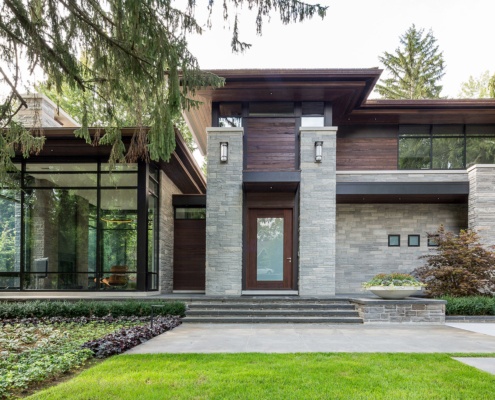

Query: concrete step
<box><xmin>187</xmin><ymin>303</ymin><xmax>356</xmax><ymax>310</ymax></box>
<box><xmin>182</xmin><ymin>316</ymin><xmax>363</xmax><ymax>323</ymax></box>
<box><xmin>183</xmin><ymin>298</ymin><xmax>363</xmax><ymax>324</ymax></box>
<box><xmin>186</xmin><ymin>309</ymin><xmax>359</xmax><ymax>317</ymax></box>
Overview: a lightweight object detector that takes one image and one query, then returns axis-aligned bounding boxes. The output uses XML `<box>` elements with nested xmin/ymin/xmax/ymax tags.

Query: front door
<box><xmin>246</xmin><ymin>209</ymin><xmax>293</xmax><ymax>289</ymax></box>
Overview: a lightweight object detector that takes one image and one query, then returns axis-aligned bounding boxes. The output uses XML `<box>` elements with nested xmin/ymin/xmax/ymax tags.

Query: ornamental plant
<box><xmin>362</xmin><ymin>273</ymin><xmax>425</xmax><ymax>289</ymax></box>
<box><xmin>413</xmin><ymin>225</ymin><xmax>495</xmax><ymax>297</ymax></box>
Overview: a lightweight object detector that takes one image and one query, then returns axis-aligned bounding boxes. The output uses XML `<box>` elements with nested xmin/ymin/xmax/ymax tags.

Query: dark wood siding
<box><xmin>173</xmin><ymin>219</ymin><xmax>206</xmax><ymax>291</ymax></box>
<box><xmin>245</xmin><ymin>117</ymin><xmax>297</xmax><ymax>171</ymax></box>
<box><xmin>336</xmin><ymin>137</ymin><xmax>398</xmax><ymax>170</ymax></box>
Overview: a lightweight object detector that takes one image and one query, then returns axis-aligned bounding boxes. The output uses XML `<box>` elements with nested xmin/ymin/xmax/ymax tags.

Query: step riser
<box><xmin>188</xmin><ymin>304</ymin><xmax>355</xmax><ymax>310</ymax></box>
<box><xmin>183</xmin><ymin>318</ymin><xmax>363</xmax><ymax>324</ymax></box>
<box><xmin>187</xmin><ymin>311</ymin><xmax>359</xmax><ymax>317</ymax></box>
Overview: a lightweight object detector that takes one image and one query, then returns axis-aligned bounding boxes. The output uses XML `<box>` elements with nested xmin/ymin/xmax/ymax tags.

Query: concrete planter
<box><xmin>368</xmin><ymin>286</ymin><xmax>421</xmax><ymax>299</ymax></box>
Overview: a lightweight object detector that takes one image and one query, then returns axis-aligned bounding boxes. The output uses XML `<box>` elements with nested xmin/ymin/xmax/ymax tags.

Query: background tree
<box><xmin>413</xmin><ymin>226</ymin><xmax>495</xmax><ymax>297</ymax></box>
<box><xmin>458</xmin><ymin>71</ymin><xmax>494</xmax><ymax>98</ymax></box>
<box><xmin>375</xmin><ymin>25</ymin><xmax>445</xmax><ymax>99</ymax></box>
<box><xmin>0</xmin><ymin>0</ymin><xmax>327</xmax><ymax>179</ymax></box>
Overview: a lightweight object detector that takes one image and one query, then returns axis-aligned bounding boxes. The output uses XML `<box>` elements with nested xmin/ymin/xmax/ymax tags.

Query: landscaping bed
<box><xmin>0</xmin><ymin>300</ymin><xmax>184</xmax><ymax>399</ymax></box>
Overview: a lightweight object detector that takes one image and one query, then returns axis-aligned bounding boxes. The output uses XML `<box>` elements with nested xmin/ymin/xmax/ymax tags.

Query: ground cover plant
<box><xmin>25</xmin><ymin>353</ymin><xmax>495</xmax><ymax>400</ymax></box>
<box><xmin>0</xmin><ymin>300</ymin><xmax>184</xmax><ymax>398</ymax></box>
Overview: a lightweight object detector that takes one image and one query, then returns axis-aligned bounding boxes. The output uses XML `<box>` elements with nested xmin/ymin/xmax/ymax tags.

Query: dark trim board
<box><xmin>173</xmin><ymin>195</ymin><xmax>206</xmax><ymax>207</ymax></box>
<box><xmin>337</xmin><ymin>182</ymin><xmax>469</xmax><ymax>196</ymax></box>
<box><xmin>243</xmin><ymin>171</ymin><xmax>300</xmax><ymax>192</ymax></box>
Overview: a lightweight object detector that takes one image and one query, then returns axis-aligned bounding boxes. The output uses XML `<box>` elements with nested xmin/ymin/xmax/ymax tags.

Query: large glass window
<box><xmin>0</xmin><ymin>161</ymin><xmax>157</xmax><ymax>291</ymax></box>
<box><xmin>399</xmin><ymin>124</ymin><xmax>495</xmax><ymax>169</ymax></box>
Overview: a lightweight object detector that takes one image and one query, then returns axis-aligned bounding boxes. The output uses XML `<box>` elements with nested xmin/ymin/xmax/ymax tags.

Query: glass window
<box><xmin>301</xmin><ymin>117</ymin><xmax>324</xmax><ymax>127</ymax></box>
<box><xmin>432</xmin><ymin>137</ymin><xmax>464</xmax><ymax>169</ymax></box>
<box><xmin>427</xmin><ymin>235</ymin><xmax>439</xmax><ymax>247</ymax></box>
<box><xmin>0</xmin><ymin>189</ymin><xmax>21</xmax><ymax>289</ymax></box>
<box><xmin>302</xmin><ymin>102</ymin><xmax>324</xmax><ymax>116</ymax></box>
<box><xmin>219</xmin><ymin>117</ymin><xmax>242</xmax><ymax>128</ymax></box>
<box><xmin>175</xmin><ymin>207</ymin><xmax>206</xmax><ymax>219</ymax></box>
<box><xmin>408</xmin><ymin>235</ymin><xmax>420</xmax><ymax>247</ymax></box>
<box><xmin>22</xmin><ymin>188</ymin><xmax>97</xmax><ymax>290</ymax></box>
<box><xmin>147</xmin><ymin>195</ymin><xmax>158</xmax><ymax>290</ymax></box>
<box><xmin>388</xmin><ymin>235</ymin><xmax>400</xmax><ymax>247</ymax></box>
<box><xmin>257</xmin><ymin>217</ymin><xmax>284</xmax><ymax>281</ymax></box>
<box><xmin>431</xmin><ymin>125</ymin><xmax>463</xmax><ymax>136</ymax></box>
<box><xmin>466</xmin><ymin>137</ymin><xmax>495</xmax><ymax>167</ymax></box>
<box><xmin>249</xmin><ymin>102</ymin><xmax>294</xmax><ymax>116</ymax></box>
<box><xmin>399</xmin><ymin>137</ymin><xmax>431</xmax><ymax>169</ymax></box>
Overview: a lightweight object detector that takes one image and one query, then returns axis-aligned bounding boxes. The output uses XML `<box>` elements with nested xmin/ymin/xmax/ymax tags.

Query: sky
<box><xmin>185</xmin><ymin>0</ymin><xmax>495</xmax><ymax>98</ymax></box>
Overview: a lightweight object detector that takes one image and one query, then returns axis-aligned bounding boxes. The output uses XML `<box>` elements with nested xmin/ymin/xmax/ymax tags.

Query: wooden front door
<box><xmin>246</xmin><ymin>209</ymin><xmax>293</xmax><ymax>289</ymax></box>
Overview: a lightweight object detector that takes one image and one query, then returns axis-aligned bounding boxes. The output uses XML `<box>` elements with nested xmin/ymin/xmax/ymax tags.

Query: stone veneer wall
<box><xmin>467</xmin><ymin>165</ymin><xmax>495</xmax><ymax>246</ymax></box>
<box><xmin>336</xmin><ymin>203</ymin><xmax>467</xmax><ymax>293</ymax></box>
<box><xmin>205</xmin><ymin>128</ymin><xmax>243</xmax><ymax>295</ymax></box>
<box><xmin>299</xmin><ymin>127</ymin><xmax>338</xmax><ymax>296</ymax></box>
<box><xmin>353</xmin><ymin>299</ymin><xmax>446</xmax><ymax>324</ymax></box>
<box><xmin>159</xmin><ymin>172</ymin><xmax>181</xmax><ymax>293</ymax></box>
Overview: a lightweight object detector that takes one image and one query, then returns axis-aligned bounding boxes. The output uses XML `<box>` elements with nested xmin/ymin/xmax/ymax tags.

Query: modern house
<box><xmin>2</xmin><ymin>70</ymin><xmax>495</xmax><ymax>297</ymax></box>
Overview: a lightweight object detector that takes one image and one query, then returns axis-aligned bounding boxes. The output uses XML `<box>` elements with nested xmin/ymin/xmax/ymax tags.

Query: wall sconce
<box><xmin>220</xmin><ymin>142</ymin><xmax>228</xmax><ymax>162</ymax></box>
<box><xmin>315</xmin><ymin>141</ymin><xmax>323</xmax><ymax>163</ymax></box>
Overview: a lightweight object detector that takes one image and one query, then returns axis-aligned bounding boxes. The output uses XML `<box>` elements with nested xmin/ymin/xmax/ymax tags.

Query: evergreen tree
<box><xmin>375</xmin><ymin>25</ymin><xmax>445</xmax><ymax>100</ymax></box>
<box><xmin>0</xmin><ymin>0</ymin><xmax>327</xmax><ymax>180</ymax></box>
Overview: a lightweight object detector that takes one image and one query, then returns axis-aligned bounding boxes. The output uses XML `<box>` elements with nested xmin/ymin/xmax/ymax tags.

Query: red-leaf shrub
<box><xmin>413</xmin><ymin>226</ymin><xmax>495</xmax><ymax>297</ymax></box>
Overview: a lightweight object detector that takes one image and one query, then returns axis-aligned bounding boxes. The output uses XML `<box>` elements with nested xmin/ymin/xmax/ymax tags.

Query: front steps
<box><xmin>182</xmin><ymin>297</ymin><xmax>363</xmax><ymax>323</ymax></box>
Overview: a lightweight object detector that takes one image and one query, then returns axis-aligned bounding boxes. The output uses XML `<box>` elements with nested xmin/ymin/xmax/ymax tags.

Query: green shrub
<box><xmin>0</xmin><ymin>300</ymin><xmax>186</xmax><ymax>319</ymax></box>
<box><xmin>440</xmin><ymin>296</ymin><xmax>495</xmax><ymax>316</ymax></box>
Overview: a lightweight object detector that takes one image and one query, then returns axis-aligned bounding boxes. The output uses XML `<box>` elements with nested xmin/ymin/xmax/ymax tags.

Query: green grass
<box><xmin>27</xmin><ymin>353</ymin><xmax>495</xmax><ymax>400</ymax></box>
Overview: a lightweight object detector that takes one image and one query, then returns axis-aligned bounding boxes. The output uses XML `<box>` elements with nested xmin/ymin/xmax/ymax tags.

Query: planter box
<box><xmin>368</xmin><ymin>286</ymin><xmax>421</xmax><ymax>300</ymax></box>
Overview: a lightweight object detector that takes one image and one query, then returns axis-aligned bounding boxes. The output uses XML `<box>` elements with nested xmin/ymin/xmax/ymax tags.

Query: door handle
<box><xmin>287</xmin><ymin>257</ymin><xmax>292</xmax><ymax>263</ymax></box>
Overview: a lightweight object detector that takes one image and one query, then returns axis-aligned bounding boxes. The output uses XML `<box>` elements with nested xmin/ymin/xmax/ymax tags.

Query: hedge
<box><xmin>0</xmin><ymin>299</ymin><xmax>186</xmax><ymax>319</ymax></box>
<box><xmin>440</xmin><ymin>296</ymin><xmax>495</xmax><ymax>316</ymax></box>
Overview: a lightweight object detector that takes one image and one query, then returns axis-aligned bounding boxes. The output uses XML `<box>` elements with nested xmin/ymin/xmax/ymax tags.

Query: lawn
<box><xmin>26</xmin><ymin>353</ymin><xmax>495</xmax><ymax>400</ymax></box>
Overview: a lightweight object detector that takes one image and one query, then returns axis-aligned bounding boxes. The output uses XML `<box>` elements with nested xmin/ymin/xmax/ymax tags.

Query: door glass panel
<box><xmin>257</xmin><ymin>218</ymin><xmax>284</xmax><ymax>281</ymax></box>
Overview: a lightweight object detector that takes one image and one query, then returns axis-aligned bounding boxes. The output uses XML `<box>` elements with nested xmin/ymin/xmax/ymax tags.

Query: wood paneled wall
<box><xmin>245</xmin><ymin>117</ymin><xmax>297</xmax><ymax>171</ymax></box>
<box><xmin>336</xmin><ymin>137</ymin><xmax>398</xmax><ymax>170</ymax></box>
<box><xmin>173</xmin><ymin>219</ymin><xmax>206</xmax><ymax>291</ymax></box>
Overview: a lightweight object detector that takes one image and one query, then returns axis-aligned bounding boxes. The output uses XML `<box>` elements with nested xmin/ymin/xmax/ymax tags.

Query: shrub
<box><xmin>440</xmin><ymin>296</ymin><xmax>495</xmax><ymax>316</ymax></box>
<box><xmin>413</xmin><ymin>226</ymin><xmax>495</xmax><ymax>297</ymax></box>
<box><xmin>0</xmin><ymin>300</ymin><xmax>186</xmax><ymax>319</ymax></box>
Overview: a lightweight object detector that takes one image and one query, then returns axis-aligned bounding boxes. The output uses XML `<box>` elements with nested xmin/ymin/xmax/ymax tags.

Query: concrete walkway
<box><xmin>127</xmin><ymin>323</ymin><xmax>495</xmax><ymax>354</ymax></box>
<box><xmin>126</xmin><ymin>322</ymin><xmax>495</xmax><ymax>375</ymax></box>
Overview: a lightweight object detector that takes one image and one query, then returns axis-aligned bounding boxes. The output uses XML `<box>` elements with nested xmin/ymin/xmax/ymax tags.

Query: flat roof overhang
<box><xmin>337</xmin><ymin>182</ymin><xmax>469</xmax><ymax>204</ymax></box>
<box><xmin>344</xmin><ymin>99</ymin><xmax>495</xmax><ymax>125</ymax></box>
<box><xmin>184</xmin><ymin>69</ymin><xmax>383</xmax><ymax>154</ymax></box>
<box><xmin>15</xmin><ymin>127</ymin><xmax>206</xmax><ymax>194</ymax></box>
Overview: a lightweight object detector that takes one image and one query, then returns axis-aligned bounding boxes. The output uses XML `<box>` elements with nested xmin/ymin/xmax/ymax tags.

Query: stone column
<box><xmin>159</xmin><ymin>172</ymin><xmax>181</xmax><ymax>293</ymax></box>
<box><xmin>467</xmin><ymin>165</ymin><xmax>495</xmax><ymax>246</ymax></box>
<box><xmin>299</xmin><ymin>127</ymin><xmax>338</xmax><ymax>296</ymax></box>
<box><xmin>205</xmin><ymin>127</ymin><xmax>243</xmax><ymax>296</ymax></box>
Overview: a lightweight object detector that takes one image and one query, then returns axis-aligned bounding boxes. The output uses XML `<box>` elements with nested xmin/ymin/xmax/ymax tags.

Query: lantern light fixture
<box><xmin>220</xmin><ymin>142</ymin><xmax>228</xmax><ymax>162</ymax></box>
<box><xmin>315</xmin><ymin>141</ymin><xmax>323</xmax><ymax>163</ymax></box>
